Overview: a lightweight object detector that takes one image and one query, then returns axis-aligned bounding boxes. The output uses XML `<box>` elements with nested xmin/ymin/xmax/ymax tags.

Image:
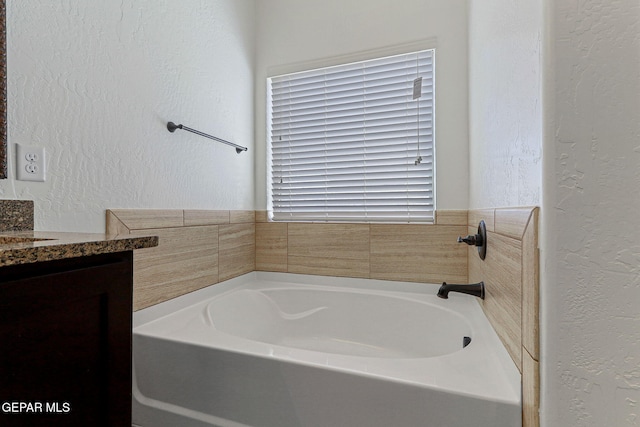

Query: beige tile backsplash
<box><xmin>129</xmin><ymin>225</ymin><xmax>219</xmax><ymax>310</ymax></box>
<box><xmin>256</xmin><ymin>211</ymin><xmax>469</xmax><ymax>283</ymax></box>
<box><xmin>107</xmin><ymin>209</ymin><xmax>255</xmax><ymax>310</ymax></box>
<box><xmin>370</xmin><ymin>224</ymin><xmax>467</xmax><ymax>283</ymax></box>
<box><xmin>288</xmin><ymin>223</ymin><xmax>371</xmax><ymax>278</ymax></box>
<box><xmin>219</xmin><ymin>223</ymin><xmax>255</xmax><ymax>282</ymax></box>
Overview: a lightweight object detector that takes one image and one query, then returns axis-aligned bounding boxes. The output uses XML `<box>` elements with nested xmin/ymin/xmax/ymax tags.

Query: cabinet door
<box><xmin>0</xmin><ymin>252</ymin><xmax>133</xmax><ymax>427</ymax></box>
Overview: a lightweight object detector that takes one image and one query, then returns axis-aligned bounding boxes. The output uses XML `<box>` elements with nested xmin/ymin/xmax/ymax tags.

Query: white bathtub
<box><xmin>133</xmin><ymin>272</ymin><xmax>521</xmax><ymax>427</ymax></box>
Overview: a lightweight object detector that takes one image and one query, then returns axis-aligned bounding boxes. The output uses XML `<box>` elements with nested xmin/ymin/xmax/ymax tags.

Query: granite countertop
<box><xmin>0</xmin><ymin>230</ymin><xmax>158</xmax><ymax>267</ymax></box>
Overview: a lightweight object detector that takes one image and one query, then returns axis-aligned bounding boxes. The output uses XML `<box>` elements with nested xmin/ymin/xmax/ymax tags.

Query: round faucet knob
<box><xmin>457</xmin><ymin>220</ymin><xmax>487</xmax><ymax>260</ymax></box>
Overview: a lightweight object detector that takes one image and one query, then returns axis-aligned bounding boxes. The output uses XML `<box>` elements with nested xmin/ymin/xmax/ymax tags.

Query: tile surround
<box><xmin>108</xmin><ymin>209</ymin><xmax>474</xmax><ymax>308</ymax></box>
<box><xmin>106</xmin><ymin>209</ymin><xmax>255</xmax><ymax>310</ymax></box>
<box><xmin>107</xmin><ymin>209</ymin><xmax>537</xmax><ymax>310</ymax></box>
<box><xmin>219</xmin><ymin>223</ymin><xmax>255</xmax><ymax>281</ymax></box>
<box><xmin>468</xmin><ymin>206</ymin><xmax>539</xmax><ymax>427</ymax></box>
<box><xmin>370</xmin><ymin>224</ymin><xmax>467</xmax><ymax>283</ymax></box>
<box><xmin>288</xmin><ymin>223</ymin><xmax>370</xmax><ymax>278</ymax></box>
<box><xmin>106</xmin><ymin>206</ymin><xmax>539</xmax><ymax>426</ymax></box>
<box><xmin>255</xmin><ymin>210</ymin><xmax>470</xmax><ymax>283</ymax></box>
<box><xmin>523</xmin><ymin>349</ymin><xmax>540</xmax><ymax>427</ymax></box>
<box><xmin>470</xmin><ymin>230</ymin><xmax>522</xmax><ymax>367</ymax></box>
<box><xmin>255</xmin><ymin>222</ymin><xmax>287</xmax><ymax>272</ymax></box>
<box><xmin>128</xmin><ymin>225</ymin><xmax>219</xmax><ymax>310</ymax></box>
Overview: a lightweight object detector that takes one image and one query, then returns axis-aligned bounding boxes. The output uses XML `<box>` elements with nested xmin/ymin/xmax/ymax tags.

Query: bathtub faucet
<box><xmin>437</xmin><ymin>281</ymin><xmax>485</xmax><ymax>300</ymax></box>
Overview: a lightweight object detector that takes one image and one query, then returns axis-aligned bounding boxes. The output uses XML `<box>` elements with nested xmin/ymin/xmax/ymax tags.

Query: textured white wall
<box><xmin>254</xmin><ymin>0</ymin><xmax>469</xmax><ymax>211</ymax></box>
<box><xmin>1</xmin><ymin>0</ymin><xmax>256</xmax><ymax>233</ymax></box>
<box><xmin>468</xmin><ymin>0</ymin><xmax>542</xmax><ymax>209</ymax></box>
<box><xmin>541</xmin><ymin>0</ymin><xmax>640</xmax><ymax>425</ymax></box>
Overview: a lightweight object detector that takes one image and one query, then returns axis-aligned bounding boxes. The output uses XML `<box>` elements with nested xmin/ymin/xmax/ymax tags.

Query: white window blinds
<box><xmin>268</xmin><ymin>49</ymin><xmax>435</xmax><ymax>222</ymax></box>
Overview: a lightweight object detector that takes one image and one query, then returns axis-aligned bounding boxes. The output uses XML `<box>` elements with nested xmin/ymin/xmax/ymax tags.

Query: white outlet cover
<box><xmin>16</xmin><ymin>144</ymin><xmax>46</xmax><ymax>182</ymax></box>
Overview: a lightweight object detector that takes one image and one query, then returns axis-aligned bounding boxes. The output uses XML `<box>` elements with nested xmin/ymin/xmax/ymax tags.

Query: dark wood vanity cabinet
<box><xmin>0</xmin><ymin>251</ymin><xmax>134</xmax><ymax>427</ymax></box>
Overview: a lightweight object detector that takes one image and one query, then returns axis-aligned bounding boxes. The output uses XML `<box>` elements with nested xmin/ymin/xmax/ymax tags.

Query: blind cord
<box><xmin>414</xmin><ymin>54</ymin><xmax>422</xmax><ymax>166</ymax></box>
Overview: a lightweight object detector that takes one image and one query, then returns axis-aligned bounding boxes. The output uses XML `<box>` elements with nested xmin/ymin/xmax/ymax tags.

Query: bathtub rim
<box><xmin>133</xmin><ymin>271</ymin><xmax>522</xmax><ymax>407</ymax></box>
<box><xmin>134</xmin><ymin>272</ymin><xmax>464</xmax><ymax>328</ymax></box>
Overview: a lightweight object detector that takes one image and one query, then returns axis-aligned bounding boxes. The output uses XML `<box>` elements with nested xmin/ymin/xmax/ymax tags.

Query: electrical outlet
<box><xmin>16</xmin><ymin>144</ymin><xmax>46</xmax><ymax>182</ymax></box>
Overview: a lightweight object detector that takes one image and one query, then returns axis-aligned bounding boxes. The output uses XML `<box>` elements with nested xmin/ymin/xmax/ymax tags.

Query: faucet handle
<box><xmin>457</xmin><ymin>235</ymin><xmax>479</xmax><ymax>245</ymax></box>
<box><xmin>457</xmin><ymin>220</ymin><xmax>487</xmax><ymax>260</ymax></box>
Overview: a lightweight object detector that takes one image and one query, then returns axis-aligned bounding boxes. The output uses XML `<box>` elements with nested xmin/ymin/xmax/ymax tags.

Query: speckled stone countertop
<box><xmin>0</xmin><ymin>200</ymin><xmax>34</xmax><ymax>232</ymax></box>
<box><xmin>0</xmin><ymin>230</ymin><xmax>158</xmax><ymax>267</ymax></box>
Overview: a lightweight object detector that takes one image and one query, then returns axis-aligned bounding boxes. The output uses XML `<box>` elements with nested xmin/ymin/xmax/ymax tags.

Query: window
<box><xmin>268</xmin><ymin>49</ymin><xmax>435</xmax><ymax>222</ymax></box>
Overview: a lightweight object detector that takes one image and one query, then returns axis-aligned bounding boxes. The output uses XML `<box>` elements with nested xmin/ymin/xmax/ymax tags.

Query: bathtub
<box><xmin>133</xmin><ymin>272</ymin><xmax>521</xmax><ymax>427</ymax></box>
